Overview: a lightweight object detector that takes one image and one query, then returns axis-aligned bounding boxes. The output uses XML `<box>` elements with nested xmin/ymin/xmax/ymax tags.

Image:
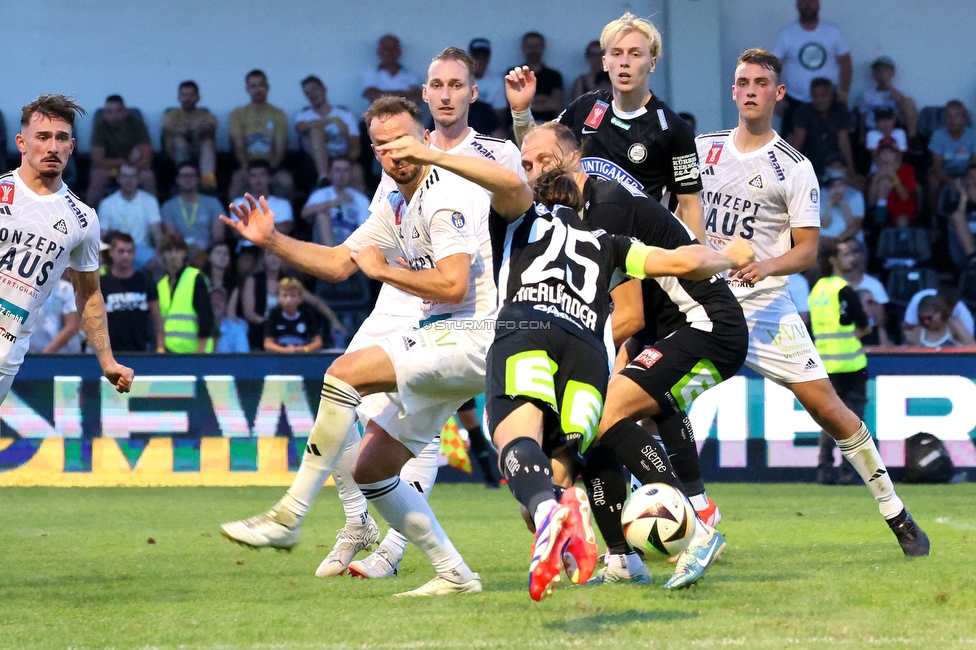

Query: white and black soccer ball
<box><xmin>621</xmin><ymin>483</ymin><xmax>695</xmax><ymax>559</ymax></box>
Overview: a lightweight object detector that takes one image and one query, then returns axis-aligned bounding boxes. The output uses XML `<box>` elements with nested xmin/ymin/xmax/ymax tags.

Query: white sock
<box><xmin>276</xmin><ymin>375</ymin><xmax>361</xmax><ymax>519</ymax></box>
<box><xmin>689</xmin><ymin>493</ymin><xmax>709</xmax><ymax>511</ymax></box>
<box><xmin>837</xmin><ymin>422</ymin><xmax>904</xmax><ymax>519</ymax></box>
<box><xmin>377</xmin><ymin>437</ymin><xmax>441</xmax><ymax>561</ymax></box>
<box><xmin>607</xmin><ymin>552</ymin><xmax>646</xmax><ymax>577</ymax></box>
<box><xmin>359</xmin><ymin>476</ymin><xmax>473</xmax><ymax>581</ymax></box>
<box><xmin>332</xmin><ymin>425</ymin><xmax>369</xmax><ymax>528</ymax></box>
<box><xmin>532</xmin><ymin>499</ymin><xmax>559</xmax><ymax>532</ymax></box>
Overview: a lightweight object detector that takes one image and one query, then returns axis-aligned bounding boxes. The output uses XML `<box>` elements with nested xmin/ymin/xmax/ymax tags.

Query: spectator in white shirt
<box><xmin>97</xmin><ymin>162</ymin><xmax>162</xmax><ymax>270</ymax></box>
<box><xmin>301</xmin><ymin>158</ymin><xmax>370</xmax><ymax>246</ymax></box>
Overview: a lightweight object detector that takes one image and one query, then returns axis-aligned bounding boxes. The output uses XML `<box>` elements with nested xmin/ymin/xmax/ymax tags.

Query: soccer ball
<box><xmin>621</xmin><ymin>483</ymin><xmax>695</xmax><ymax>558</ymax></box>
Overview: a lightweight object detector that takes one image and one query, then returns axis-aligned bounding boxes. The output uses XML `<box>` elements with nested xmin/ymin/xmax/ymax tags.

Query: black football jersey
<box><xmin>582</xmin><ymin>177</ymin><xmax>744</xmax><ymax>339</ymax></box>
<box><xmin>490</xmin><ymin>204</ymin><xmax>634</xmax><ymax>355</ymax></box>
<box><xmin>558</xmin><ymin>91</ymin><xmax>702</xmax><ymax>203</ymax></box>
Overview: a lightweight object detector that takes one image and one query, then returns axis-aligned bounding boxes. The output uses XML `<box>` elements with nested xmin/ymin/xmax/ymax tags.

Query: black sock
<box><xmin>657</xmin><ymin>412</ymin><xmax>705</xmax><ymax>496</ymax></box>
<box><xmin>468</xmin><ymin>425</ymin><xmax>499</xmax><ymax>485</ymax></box>
<box><xmin>600</xmin><ymin>418</ymin><xmax>683</xmax><ymax>491</ymax></box>
<box><xmin>582</xmin><ymin>445</ymin><xmax>631</xmax><ymax>555</ymax></box>
<box><xmin>499</xmin><ymin>438</ymin><xmax>557</xmax><ymax>516</ymax></box>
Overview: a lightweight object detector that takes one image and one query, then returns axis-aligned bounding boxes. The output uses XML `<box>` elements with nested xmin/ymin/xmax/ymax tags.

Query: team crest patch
<box><xmin>584</xmin><ymin>100</ymin><xmax>609</xmax><ymax>129</ymax></box>
<box><xmin>0</xmin><ymin>181</ymin><xmax>14</xmax><ymax>205</ymax></box>
<box><xmin>53</xmin><ymin>219</ymin><xmax>69</xmax><ymax>235</ymax></box>
<box><xmin>810</xmin><ymin>188</ymin><xmax>819</xmax><ymax>204</ymax></box>
<box><xmin>748</xmin><ymin>173</ymin><xmax>764</xmax><ymax>190</ymax></box>
<box><xmin>628</xmin><ymin>143</ymin><xmax>648</xmax><ymax>164</ymax></box>
<box><xmin>450</xmin><ymin>211</ymin><xmax>465</xmax><ymax>228</ymax></box>
<box><xmin>705</xmin><ymin>142</ymin><xmax>724</xmax><ymax>165</ymax></box>
<box><xmin>633</xmin><ymin>347</ymin><xmax>663</xmax><ymax>368</ymax></box>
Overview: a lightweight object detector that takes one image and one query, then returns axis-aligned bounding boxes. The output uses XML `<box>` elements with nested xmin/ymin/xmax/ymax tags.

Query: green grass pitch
<box><xmin>1</xmin><ymin>483</ymin><xmax>974</xmax><ymax>649</ymax></box>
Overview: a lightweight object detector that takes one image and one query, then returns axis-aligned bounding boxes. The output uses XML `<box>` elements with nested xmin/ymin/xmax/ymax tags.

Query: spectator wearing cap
<box><xmin>866</xmin><ymin>106</ymin><xmax>907</xmax><ymax>155</ymax></box>
<box><xmin>820</xmin><ymin>167</ymin><xmax>864</xmax><ymax>245</ymax></box>
<box><xmin>469</xmin><ymin>38</ymin><xmax>508</xmax><ymax>119</ymax></box>
<box><xmin>859</xmin><ymin>56</ymin><xmax>918</xmax><ymax>138</ymax></box>
<box><xmin>788</xmin><ymin>77</ymin><xmax>858</xmax><ymax>180</ymax></box>
<box><xmin>571</xmin><ymin>40</ymin><xmax>613</xmax><ymax>100</ymax></box>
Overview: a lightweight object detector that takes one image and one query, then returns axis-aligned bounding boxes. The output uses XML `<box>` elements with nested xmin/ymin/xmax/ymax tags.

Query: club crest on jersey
<box><xmin>583</xmin><ymin>100</ymin><xmax>609</xmax><ymax>129</ymax></box>
<box><xmin>0</xmin><ymin>181</ymin><xmax>14</xmax><ymax>205</ymax></box>
<box><xmin>632</xmin><ymin>347</ymin><xmax>662</xmax><ymax>369</ymax></box>
<box><xmin>748</xmin><ymin>173</ymin><xmax>764</xmax><ymax>190</ymax></box>
<box><xmin>53</xmin><ymin>219</ymin><xmax>69</xmax><ymax>236</ymax></box>
<box><xmin>628</xmin><ymin>143</ymin><xmax>648</xmax><ymax>164</ymax></box>
<box><xmin>450</xmin><ymin>211</ymin><xmax>465</xmax><ymax>229</ymax></box>
<box><xmin>810</xmin><ymin>188</ymin><xmax>819</xmax><ymax>204</ymax></box>
<box><xmin>705</xmin><ymin>142</ymin><xmax>724</xmax><ymax>165</ymax></box>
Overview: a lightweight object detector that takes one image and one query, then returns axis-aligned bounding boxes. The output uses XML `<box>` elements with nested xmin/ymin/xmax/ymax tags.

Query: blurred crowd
<box><xmin>14</xmin><ymin>15</ymin><xmax>976</xmax><ymax>356</ymax></box>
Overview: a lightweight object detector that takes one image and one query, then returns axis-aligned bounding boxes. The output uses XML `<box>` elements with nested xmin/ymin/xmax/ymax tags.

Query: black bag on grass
<box><xmin>902</xmin><ymin>432</ymin><xmax>955</xmax><ymax>484</ymax></box>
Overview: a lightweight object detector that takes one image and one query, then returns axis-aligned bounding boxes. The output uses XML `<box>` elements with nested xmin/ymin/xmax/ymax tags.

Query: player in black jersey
<box><xmin>519</xmin><ymin>122</ymin><xmax>750</xmax><ymax>587</ymax></box>
<box><xmin>506</xmin><ymin>13</ymin><xmax>704</xmax><ymax>243</ymax></box>
<box><xmin>373</xmin><ymin>133</ymin><xmax>753</xmax><ymax>598</ymax></box>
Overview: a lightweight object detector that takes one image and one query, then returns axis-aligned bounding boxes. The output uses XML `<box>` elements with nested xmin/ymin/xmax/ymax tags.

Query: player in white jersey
<box><xmin>221</xmin><ymin>96</ymin><xmax>495</xmax><ymax>596</ymax></box>
<box><xmin>699</xmin><ymin>49</ymin><xmax>928</xmax><ymax>556</ymax></box>
<box><xmin>0</xmin><ymin>95</ymin><xmax>133</xmax><ymax>401</ymax></box>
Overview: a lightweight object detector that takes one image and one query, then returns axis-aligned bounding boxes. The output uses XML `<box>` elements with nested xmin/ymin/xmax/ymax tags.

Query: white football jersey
<box><xmin>364</xmin><ymin>129</ymin><xmax>522</xmax><ymax>317</ymax></box>
<box><xmin>0</xmin><ymin>170</ymin><xmax>101</xmax><ymax>374</ymax></box>
<box><xmin>696</xmin><ymin>128</ymin><xmax>820</xmax><ymax>313</ymax></box>
<box><xmin>347</xmin><ymin>165</ymin><xmax>495</xmax><ymax>321</ymax></box>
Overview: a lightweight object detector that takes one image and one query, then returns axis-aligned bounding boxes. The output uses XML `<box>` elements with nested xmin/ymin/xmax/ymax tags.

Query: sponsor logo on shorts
<box><xmin>804</xmin><ymin>358</ymin><xmax>818</xmax><ymax>370</ymax></box>
<box><xmin>632</xmin><ymin>347</ymin><xmax>663</xmax><ymax>369</ymax></box>
<box><xmin>0</xmin><ymin>326</ymin><xmax>16</xmax><ymax>343</ymax></box>
<box><xmin>402</xmin><ymin>336</ymin><xmax>416</xmax><ymax>350</ymax></box>
<box><xmin>583</xmin><ymin>100</ymin><xmax>609</xmax><ymax>129</ymax></box>
<box><xmin>450</xmin><ymin>211</ymin><xmax>465</xmax><ymax>229</ymax></box>
<box><xmin>0</xmin><ymin>181</ymin><xmax>14</xmax><ymax>205</ymax></box>
<box><xmin>705</xmin><ymin>142</ymin><xmax>724</xmax><ymax>165</ymax></box>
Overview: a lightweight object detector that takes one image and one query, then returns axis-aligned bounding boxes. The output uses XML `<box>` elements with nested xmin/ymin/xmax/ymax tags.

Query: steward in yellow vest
<box><xmin>156</xmin><ymin>236</ymin><xmax>214</xmax><ymax>353</ymax></box>
<box><xmin>807</xmin><ymin>239</ymin><xmax>873</xmax><ymax>484</ymax></box>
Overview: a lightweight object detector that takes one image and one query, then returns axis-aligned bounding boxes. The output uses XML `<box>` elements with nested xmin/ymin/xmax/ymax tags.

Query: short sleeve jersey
<box><xmin>772</xmin><ymin>21</ymin><xmax>850</xmax><ymax>103</ymax></box>
<box><xmin>0</xmin><ymin>171</ymin><xmax>101</xmax><ymax>373</ymax></box>
<box><xmin>558</xmin><ymin>91</ymin><xmax>702</xmax><ymax>202</ymax></box>
<box><xmin>228</xmin><ymin>103</ymin><xmax>289</xmax><ymax>163</ymax></box>
<box><xmin>582</xmin><ymin>177</ymin><xmax>743</xmax><ymax>337</ymax></box>
<box><xmin>160</xmin><ymin>107</ymin><xmax>218</xmax><ymax>156</ymax></box>
<box><xmin>364</xmin><ymin>130</ymin><xmax>524</xmax><ymax>317</ymax></box>
<box><xmin>928</xmin><ymin>127</ymin><xmax>976</xmax><ymax>178</ymax></box>
<box><xmin>101</xmin><ymin>269</ymin><xmax>158</xmax><ymax>352</ymax></box>
<box><xmin>346</xmin><ymin>165</ymin><xmax>495</xmax><ymax>321</ymax></box>
<box><xmin>696</xmin><ymin>129</ymin><xmax>820</xmax><ymax>313</ymax></box>
<box><xmin>491</xmin><ymin>203</ymin><xmax>635</xmax><ymax>355</ymax></box>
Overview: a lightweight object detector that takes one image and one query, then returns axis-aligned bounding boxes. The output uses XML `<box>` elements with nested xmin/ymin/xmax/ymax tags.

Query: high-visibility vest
<box><xmin>157</xmin><ymin>267</ymin><xmax>213</xmax><ymax>353</ymax></box>
<box><xmin>808</xmin><ymin>276</ymin><xmax>867</xmax><ymax>374</ymax></box>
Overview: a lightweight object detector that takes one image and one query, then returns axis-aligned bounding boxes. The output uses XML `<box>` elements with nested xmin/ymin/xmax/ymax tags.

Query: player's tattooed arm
<box><xmin>68</xmin><ymin>269</ymin><xmax>134</xmax><ymax>393</ymax></box>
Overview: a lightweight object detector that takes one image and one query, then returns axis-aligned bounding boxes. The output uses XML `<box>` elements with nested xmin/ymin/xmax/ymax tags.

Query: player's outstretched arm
<box><xmin>68</xmin><ymin>269</ymin><xmax>133</xmax><ymax>394</ymax></box>
<box><xmin>732</xmin><ymin>226</ymin><xmax>818</xmax><ymax>285</ymax></box>
<box><xmin>374</xmin><ymin>136</ymin><xmax>533</xmax><ymax>218</ymax></box>
<box><xmin>505</xmin><ymin>66</ymin><xmax>538</xmax><ymax>147</ymax></box>
<box><xmin>220</xmin><ymin>194</ymin><xmax>358</xmax><ymax>283</ymax></box>
<box><xmin>631</xmin><ymin>237</ymin><xmax>755</xmax><ymax>281</ymax></box>
<box><xmin>351</xmin><ymin>245</ymin><xmax>471</xmax><ymax>304</ymax></box>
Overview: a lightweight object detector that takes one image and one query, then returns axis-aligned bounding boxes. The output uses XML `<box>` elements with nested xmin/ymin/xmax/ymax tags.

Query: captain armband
<box><xmin>625</xmin><ymin>242</ymin><xmax>659</xmax><ymax>280</ymax></box>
